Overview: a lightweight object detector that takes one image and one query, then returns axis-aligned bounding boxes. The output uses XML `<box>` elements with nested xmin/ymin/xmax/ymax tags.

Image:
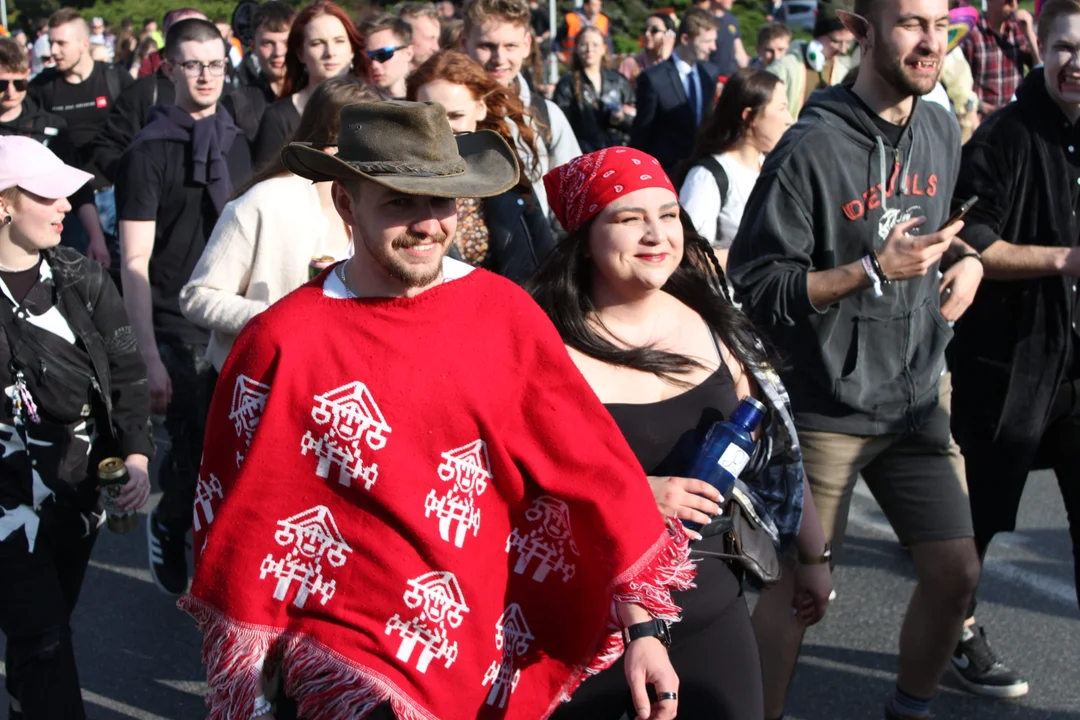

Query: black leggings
<box><xmin>0</xmin><ymin>500</ymin><xmax>96</xmax><ymax>720</ymax></box>
<box><xmin>552</xmin><ymin>560</ymin><xmax>764</xmax><ymax>720</ymax></box>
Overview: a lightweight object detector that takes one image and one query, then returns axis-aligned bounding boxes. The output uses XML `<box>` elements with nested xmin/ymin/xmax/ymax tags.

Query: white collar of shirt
<box><xmin>323</xmin><ymin>256</ymin><xmax>474</xmax><ymax>299</ymax></box>
<box><xmin>673</xmin><ymin>54</ymin><xmax>702</xmax><ymax>121</ymax></box>
<box><xmin>673</xmin><ymin>54</ymin><xmax>694</xmax><ymax>78</ymax></box>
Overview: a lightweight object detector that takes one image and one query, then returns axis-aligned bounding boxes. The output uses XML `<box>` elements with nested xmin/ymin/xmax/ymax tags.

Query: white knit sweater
<box><xmin>179</xmin><ymin>173</ymin><xmax>350</xmax><ymax>371</ymax></box>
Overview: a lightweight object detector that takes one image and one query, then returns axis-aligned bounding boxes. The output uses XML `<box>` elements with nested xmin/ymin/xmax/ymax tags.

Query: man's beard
<box><xmin>369</xmin><ymin>230</ymin><xmax>449</xmax><ymax>288</ymax></box>
<box><xmin>874</xmin><ymin>42</ymin><xmax>941</xmax><ymax>98</ymax></box>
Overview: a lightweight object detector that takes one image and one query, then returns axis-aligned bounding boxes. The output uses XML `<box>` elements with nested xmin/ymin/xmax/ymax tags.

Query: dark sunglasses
<box><xmin>366</xmin><ymin>45</ymin><xmax>408</xmax><ymax>63</ymax></box>
<box><xmin>645</xmin><ymin>26</ymin><xmax>667</xmax><ymax>35</ymax></box>
<box><xmin>0</xmin><ymin>79</ymin><xmax>28</xmax><ymax>92</ymax></box>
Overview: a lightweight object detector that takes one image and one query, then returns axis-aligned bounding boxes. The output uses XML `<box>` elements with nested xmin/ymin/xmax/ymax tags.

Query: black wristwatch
<box><xmin>623</xmin><ymin>619</ymin><xmax>672</xmax><ymax>648</ymax></box>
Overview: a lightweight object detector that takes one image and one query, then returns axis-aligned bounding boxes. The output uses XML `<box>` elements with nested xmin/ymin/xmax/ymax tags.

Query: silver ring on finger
<box><xmin>658</xmin><ymin>692</ymin><xmax>677</xmax><ymax>702</ymax></box>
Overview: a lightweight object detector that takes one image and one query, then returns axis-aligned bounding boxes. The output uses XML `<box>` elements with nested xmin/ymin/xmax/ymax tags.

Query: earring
<box><xmin>1</xmin><ymin>216</ymin><xmax>11</xmax><ymax>226</ymax></box>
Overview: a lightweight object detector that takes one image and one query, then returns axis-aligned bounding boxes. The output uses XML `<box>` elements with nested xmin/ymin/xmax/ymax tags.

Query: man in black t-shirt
<box><xmin>116</xmin><ymin>18</ymin><xmax>251</xmax><ymax>598</ymax></box>
<box><xmin>28</xmin><ymin>8</ymin><xmax>131</xmax><ymax>262</ymax></box>
<box><xmin>0</xmin><ymin>37</ymin><xmax>96</xmax><ymax>222</ymax></box>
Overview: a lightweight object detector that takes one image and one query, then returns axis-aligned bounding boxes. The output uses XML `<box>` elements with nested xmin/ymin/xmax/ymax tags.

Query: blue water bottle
<box><xmin>683</xmin><ymin>397</ymin><xmax>767</xmax><ymax>531</ymax></box>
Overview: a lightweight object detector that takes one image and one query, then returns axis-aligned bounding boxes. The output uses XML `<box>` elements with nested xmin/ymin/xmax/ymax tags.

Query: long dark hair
<box><xmin>231</xmin><ymin>76</ymin><xmax>381</xmax><ymax>199</ymax></box>
<box><xmin>527</xmin><ymin>211</ymin><xmax>771</xmax><ymax>383</ymax></box>
<box><xmin>673</xmin><ymin>67</ymin><xmax>779</xmax><ymax>187</ymax></box>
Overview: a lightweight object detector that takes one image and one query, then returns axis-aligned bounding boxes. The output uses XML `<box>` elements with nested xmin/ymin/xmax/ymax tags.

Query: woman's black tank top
<box><xmin>604</xmin><ymin>363</ymin><xmax>740</xmax><ymax>477</ymax></box>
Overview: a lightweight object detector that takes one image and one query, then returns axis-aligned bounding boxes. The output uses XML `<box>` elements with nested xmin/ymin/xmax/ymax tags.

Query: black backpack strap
<box><xmin>528</xmin><ymin>92</ymin><xmax>553</xmax><ymax>150</ymax></box>
<box><xmin>694</xmin><ymin>156</ymin><xmax>730</xmax><ymax>244</ymax></box>
<box><xmin>104</xmin><ymin>64</ymin><xmax>123</xmax><ymax>103</ymax></box>
<box><xmin>0</xmin><ymin>289</ymin><xmax>27</xmax><ymax>365</ymax></box>
<box><xmin>696</xmin><ymin>155</ymin><xmax>729</xmax><ymax>208</ymax></box>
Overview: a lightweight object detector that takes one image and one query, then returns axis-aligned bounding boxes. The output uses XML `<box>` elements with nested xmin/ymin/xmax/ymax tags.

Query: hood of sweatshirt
<box><xmin>730</xmin><ymin>84</ymin><xmax>961</xmax><ymax>434</ymax></box>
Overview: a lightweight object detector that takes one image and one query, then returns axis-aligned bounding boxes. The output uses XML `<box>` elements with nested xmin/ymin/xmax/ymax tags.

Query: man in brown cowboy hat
<box><xmin>178</xmin><ymin>100</ymin><xmax>694</xmax><ymax>720</ymax></box>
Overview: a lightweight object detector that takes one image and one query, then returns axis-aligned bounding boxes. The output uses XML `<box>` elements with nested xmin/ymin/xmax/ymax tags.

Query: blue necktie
<box><xmin>687</xmin><ymin>68</ymin><xmax>700</xmax><ymax>126</ymax></box>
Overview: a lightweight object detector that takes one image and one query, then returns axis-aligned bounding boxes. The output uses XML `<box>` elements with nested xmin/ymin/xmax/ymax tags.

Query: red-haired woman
<box><xmin>252</xmin><ymin>0</ymin><xmax>372</xmax><ymax>167</ymax></box>
<box><xmin>406</xmin><ymin>51</ymin><xmax>553</xmax><ymax>283</ymax></box>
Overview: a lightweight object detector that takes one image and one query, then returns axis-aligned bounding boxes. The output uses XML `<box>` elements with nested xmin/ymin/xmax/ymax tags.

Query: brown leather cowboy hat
<box><xmin>281</xmin><ymin>100</ymin><xmax>519</xmax><ymax>199</ymax></box>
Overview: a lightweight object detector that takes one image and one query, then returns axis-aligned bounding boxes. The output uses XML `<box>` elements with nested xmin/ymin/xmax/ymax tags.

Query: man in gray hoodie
<box><xmin>729</xmin><ymin>0</ymin><xmax>986</xmax><ymax>718</ymax></box>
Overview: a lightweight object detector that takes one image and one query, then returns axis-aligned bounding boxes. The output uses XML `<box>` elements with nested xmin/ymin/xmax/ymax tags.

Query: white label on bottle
<box><xmin>716</xmin><ymin>444</ymin><xmax>750</xmax><ymax>478</ymax></box>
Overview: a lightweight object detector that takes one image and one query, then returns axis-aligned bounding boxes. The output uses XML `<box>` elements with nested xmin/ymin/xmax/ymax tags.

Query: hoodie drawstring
<box><xmin>876</xmin><ymin>135</ymin><xmax>889</xmax><ymax>214</ymax></box>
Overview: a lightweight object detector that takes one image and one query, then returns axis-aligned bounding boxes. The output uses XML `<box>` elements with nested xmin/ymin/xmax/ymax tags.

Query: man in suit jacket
<box><xmin>631</xmin><ymin>8</ymin><xmax>719</xmax><ymax>172</ymax></box>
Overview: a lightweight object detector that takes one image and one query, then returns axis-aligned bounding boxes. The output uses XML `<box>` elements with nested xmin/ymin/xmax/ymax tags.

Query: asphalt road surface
<box><xmin>2</xmin><ymin>453</ymin><xmax>1076</xmax><ymax>719</ymax></box>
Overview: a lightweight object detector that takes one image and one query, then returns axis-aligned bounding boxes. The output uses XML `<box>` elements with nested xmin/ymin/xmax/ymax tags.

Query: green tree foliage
<box><xmin>550</xmin><ymin>0</ymin><xmax>807</xmax><ymax>60</ymax></box>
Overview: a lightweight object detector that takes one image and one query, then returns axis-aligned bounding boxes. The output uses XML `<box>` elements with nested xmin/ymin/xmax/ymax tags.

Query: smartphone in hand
<box><xmin>939</xmin><ymin>195</ymin><xmax>979</xmax><ymax>232</ymax></box>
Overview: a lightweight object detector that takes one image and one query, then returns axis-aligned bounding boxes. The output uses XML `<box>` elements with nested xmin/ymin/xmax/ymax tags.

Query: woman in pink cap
<box><xmin>532</xmin><ymin>148</ymin><xmax>830</xmax><ymax>720</ymax></box>
<box><xmin>0</xmin><ymin>136</ymin><xmax>153</xmax><ymax>720</ymax></box>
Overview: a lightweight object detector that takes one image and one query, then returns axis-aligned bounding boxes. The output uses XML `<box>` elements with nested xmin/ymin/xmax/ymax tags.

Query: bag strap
<box><xmin>694</xmin><ymin>156</ymin><xmax>729</xmax><ymax>244</ymax></box>
<box><xmin>0</xmin><ymin>285</ymin><xmax>37</xmax><ymax>381</ymax></box>
<box><xmin>104</xmin><ymin>64</ymin><xmax>123</xmax><ymax>103</ymax></box>
<box><xmin>696</xmin><ymin>155</ymin><xmax>729</xmax><ymax>208</ymax></box>
<box><xmin>528</xmin><ymin>91</ymin><xmax>554</xmax><ymax>150</ymax></box>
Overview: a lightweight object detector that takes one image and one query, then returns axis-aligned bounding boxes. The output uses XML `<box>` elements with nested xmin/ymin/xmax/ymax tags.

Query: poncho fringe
<box><xmin>180</xmin><ymin>520</ymin><xmax>693</xmax><ymax>719</ymax></box>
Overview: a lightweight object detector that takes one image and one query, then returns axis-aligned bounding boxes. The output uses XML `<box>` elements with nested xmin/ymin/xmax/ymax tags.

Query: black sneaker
<box><xmin>146</xmin><ymin>512</ymin><xmax>189</xmax><ymax>595</ymax></box>
<box><xmin>884</xmin><ymin>707</ymin><xmax>931</xmax><ymax>720</ymax></box>
<box><xmin>950</xmin><ymin>625</ymin><xmax>1029</xmax><ymax>698</ymax></box>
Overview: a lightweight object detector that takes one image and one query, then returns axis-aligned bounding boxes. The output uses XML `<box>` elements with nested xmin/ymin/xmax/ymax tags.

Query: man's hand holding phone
<box><xmin>875</xmin><ymin>216</ymin><xmax>963</xmax><ymax>282</ymax></box>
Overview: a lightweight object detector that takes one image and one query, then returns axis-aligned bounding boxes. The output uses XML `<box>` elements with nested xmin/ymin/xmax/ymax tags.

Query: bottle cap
<box><xmin>732</xmin><ymin>397</ymin><xmax>766</xmax><ymax>431</ymax></box>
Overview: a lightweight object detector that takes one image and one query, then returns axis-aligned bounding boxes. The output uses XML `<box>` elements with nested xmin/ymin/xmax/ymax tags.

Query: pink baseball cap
<box><xmin>0</xmin><ymin>136</ymin><xmax>93</xmax><ymax>199</ymax></box>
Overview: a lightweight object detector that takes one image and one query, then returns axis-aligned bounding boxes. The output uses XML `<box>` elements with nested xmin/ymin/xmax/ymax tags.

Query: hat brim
<box><xmin>280</xmin><ymin>130</ymin><xmax>520</xmax><ymax>199</ymax></box>
<box><xmin>17</xmin><ymin>165</ymin><xmax>93</xmax><ymax>200</ymax></box>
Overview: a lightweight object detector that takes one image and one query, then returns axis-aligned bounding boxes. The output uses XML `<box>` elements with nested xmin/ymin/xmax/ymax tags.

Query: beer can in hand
<box><xmin>310</xmin><ymin>255</ymin><xmax>336</xmax><ymax>280</ymax></box>
<box><xmin>98</xmin><ymin>457</ymin><xmax>138</xmax><ymax>534</ymax></box>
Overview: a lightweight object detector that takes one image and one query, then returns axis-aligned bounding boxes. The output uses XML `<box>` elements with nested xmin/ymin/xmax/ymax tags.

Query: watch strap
<box><xmin>623</xmin><ymin>618</ymin><xmax>671</xmax><ymax>647</ymax></box>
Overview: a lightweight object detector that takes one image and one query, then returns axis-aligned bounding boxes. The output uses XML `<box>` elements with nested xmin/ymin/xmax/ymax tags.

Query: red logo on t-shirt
<box><xmin>95</xmin><ymin>96</ymin><xmax>108</xmax><ymax>109</ymax></box>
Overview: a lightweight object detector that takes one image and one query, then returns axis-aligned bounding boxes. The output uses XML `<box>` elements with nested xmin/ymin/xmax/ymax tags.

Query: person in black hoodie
<box><xmin>221</xmin><ymin>2</ymin><xmax>295</xmax><ymax>145</ymax></box>
<box><xmin>115</xmin><ymin>18</ymin><xmax>250</xmax><ymax>599</ymax></box>
<box><xmin>727</xmin><ymin>0</ymin><xmax>986</xmax><ymax>718</ymax></box>
<box><xmin>946</xmin><ymin>0</ymin><xmax>1080</xmax><ymax>700</ymax></box>
<box><xmin>407</xmin><ymin>51</ymin><xmax>553</xmax><ymax>283</ymax></box>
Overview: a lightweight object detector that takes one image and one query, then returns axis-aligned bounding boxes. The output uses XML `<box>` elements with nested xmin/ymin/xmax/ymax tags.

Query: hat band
<box><xmin>346</xmin><ymin>158</ymin><xmax>468</xmax><ymax>178</ymax></box>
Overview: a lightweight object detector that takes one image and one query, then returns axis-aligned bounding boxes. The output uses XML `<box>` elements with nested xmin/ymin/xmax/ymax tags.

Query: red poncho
<box><xmin>180</xmin><ymin>261</ymin><xmax>694</xmax><ymax>720</ymax></box>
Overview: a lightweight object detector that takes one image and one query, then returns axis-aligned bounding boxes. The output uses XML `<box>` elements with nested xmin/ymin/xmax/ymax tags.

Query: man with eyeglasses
<box><xmin>359</xmin><ymin>14</ymin><xmax>415</xmax><ymax>100</ymax></box>
<box><xmin>115</xmin><ymin>18</ymin><xmax>251</xmax><ymax>598</ymax></box>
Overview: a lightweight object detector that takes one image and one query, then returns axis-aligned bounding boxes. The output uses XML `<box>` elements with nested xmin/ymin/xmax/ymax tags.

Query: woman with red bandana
<box><xmin>531</xmin><ymin>148</ymin><xmax>830</xmax><ymax>720</ymax></box>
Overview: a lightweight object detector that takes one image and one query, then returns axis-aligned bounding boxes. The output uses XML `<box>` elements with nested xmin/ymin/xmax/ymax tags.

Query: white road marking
<box><xmin>153</xmin><ymin>678</ymin><xmax>206</xmax><ymax>696</ymax></box>
<box><xmin>89</xmin><ymin>558</ymin><xmax>155</xmax><ymax>585</ymax></box>
<box><xmin>0</xmin><ymin>661</ymin><xmax>173</xmax><ymax>720</ymax></box>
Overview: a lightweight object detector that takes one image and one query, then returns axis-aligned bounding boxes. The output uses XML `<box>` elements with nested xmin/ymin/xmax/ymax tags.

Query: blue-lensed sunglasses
<box><xmin>367</xmin><ymin>45</ymin><xmax>409</xmax><ymax>63</ymax></box>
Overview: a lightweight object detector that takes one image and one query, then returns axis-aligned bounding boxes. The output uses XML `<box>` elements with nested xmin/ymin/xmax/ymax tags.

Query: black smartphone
<box><xmin>940</xmin><ymin>195</ymin><xmax>978</xmax><ymax>231</ymax></box>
